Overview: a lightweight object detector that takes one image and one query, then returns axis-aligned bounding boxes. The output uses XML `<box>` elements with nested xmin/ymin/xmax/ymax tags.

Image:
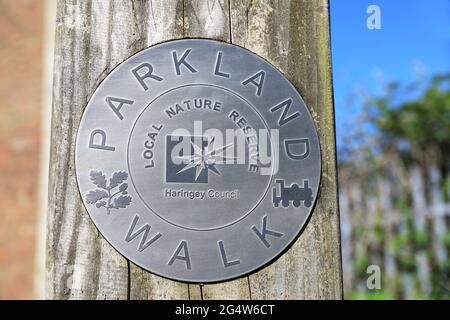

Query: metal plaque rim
<box><xmin>74</xmin><ymin>38</ymin><xmax>322</xmax><ymax>284</ymax></box>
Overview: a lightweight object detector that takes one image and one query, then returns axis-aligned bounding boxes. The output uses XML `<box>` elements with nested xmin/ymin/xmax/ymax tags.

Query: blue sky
<box><xmin>330</xmin><ymin>0</ymin><xmax>450</xmax><ymax>153</ymax></box>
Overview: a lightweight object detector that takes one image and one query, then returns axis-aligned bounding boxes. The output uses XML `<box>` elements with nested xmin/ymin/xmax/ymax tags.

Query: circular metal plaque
<box><xmin>75</xmin><ymin>39</ymin><xmax>321</xmax><ymax>283</ymax></box>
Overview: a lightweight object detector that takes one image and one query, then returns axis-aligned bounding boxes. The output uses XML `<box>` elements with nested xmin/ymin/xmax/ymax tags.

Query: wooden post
<box><xmin>46</xmin><ymin>0</ymin><xmax>342</xmax><ymax>300</ymax></box>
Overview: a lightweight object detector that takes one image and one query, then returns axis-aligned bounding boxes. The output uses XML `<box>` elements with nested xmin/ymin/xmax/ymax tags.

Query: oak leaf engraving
<box><xmin>110</xmin><ymin>171</ymin><xmax>128</xmax><ymax>189</ymax></box>
<box><xmin>85</xmin><ymin>170</ymin><xmax>132</xmax><ymax>214</ymax></box>
<box><xmin>86</xmin><ymin>189</ymin><xmax>108</xmax><ymax>204</ymax></box>
<box><xmin>90</xmin><ymin>170</ymin><xmax>107</xmax><ymax>189</ymax></box>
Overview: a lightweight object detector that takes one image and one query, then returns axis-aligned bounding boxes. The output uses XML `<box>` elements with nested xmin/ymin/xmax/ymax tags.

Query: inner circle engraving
<box><xmin>127</xmin><ymin>84</ymin><xmax>274</xmax><ymax>231</ymax></box>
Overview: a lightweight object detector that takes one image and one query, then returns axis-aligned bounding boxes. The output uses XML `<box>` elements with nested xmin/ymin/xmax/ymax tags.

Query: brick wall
<box><xmin>0</xmin><ymin>0</ymin><xmax>43</xmax><ymax>299</ymax></box>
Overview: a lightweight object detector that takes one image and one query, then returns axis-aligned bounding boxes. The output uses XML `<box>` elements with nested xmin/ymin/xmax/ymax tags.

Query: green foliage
<box><xmin>349</xmin><ymin>290</ymin><xmax>395</xmax><ymax>300</ymax></box>
<box><xmin>414</xmin><ymin>229</ymin><xmax>428</xmax><ymax>250</ymax></box>
<box><xmin>374</xmin><ymin>84</ymin><xmax>450</xmax><ymax>147</ymax></box>
<box><xmin>374</xmin><ymin>222</ymin><xmax>384</xmax><ymax>242</ymax></box>
<box><xmin>444</xmin><ymin>178</ymin><xmax>450</xmax><ymax>202</ymax></box>
<box><xmin>413</xmin><ymin>293</ymin><xmax>432</xmax><ymax>300</ymax></box>
<box><xmin>396</xmin><ymin>251</ymin><xmax>416</xmax><ymax>273</ymax></box>
<box><xmin>392</xmin><ymin>234</ymin><xmax>416</xmax><ymax>272</ymax></box>
<box><xmin>355</xmin><ymin>254</ymin><xmax>370</xmax><ymax>278</ymax></box>
<box><xmin>442</xmin><ymin>231</ymin><xmax>450</xmax><ymax>248</ymax></box>
<box><xmin>365</xmin><ymin>74</ymin><xmax>450</xmax><ymax>196</ymax></box>
<box><xmin>343</xmin><ymin>73</ymin><xmax>450</xmax><ymax>300</ymax></box>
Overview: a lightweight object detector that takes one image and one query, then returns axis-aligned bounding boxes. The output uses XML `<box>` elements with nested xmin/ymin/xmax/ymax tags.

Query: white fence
<box><xmin>339</xmin><ymin>166</ymin><xmax>450</xmax><ymax>298</ymax></box>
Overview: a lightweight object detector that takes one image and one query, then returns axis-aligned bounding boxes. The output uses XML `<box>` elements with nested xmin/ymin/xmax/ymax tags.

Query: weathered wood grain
<box><xmin>47</xmin><ymin>0</ymin><xmax>130</xmax><ymax>299</ymax></box>
<box><xmin>183</xmin><ymin>0</ymin><xmax>253</xmax><ymax>300</ymax></box>
<box><xmin>47</xmin><ymin>0</ymin><xmax>342</xmax><ymax>299</ymax></box>
<box><xmin>128</xmin><ymin>0</ymin><xmax>190</xmax><ymax>300</ymax></box>
<box><xmin>229</xmin><ymin>0</ymin><xmax>342</xmax><ymax>299</ymax></box>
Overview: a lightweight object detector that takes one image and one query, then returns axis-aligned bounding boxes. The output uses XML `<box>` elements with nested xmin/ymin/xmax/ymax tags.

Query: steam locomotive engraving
<box><xmin>272</xmin><ymin>179</ymin><xmax>313</xmax><ymax>208</ymax></box>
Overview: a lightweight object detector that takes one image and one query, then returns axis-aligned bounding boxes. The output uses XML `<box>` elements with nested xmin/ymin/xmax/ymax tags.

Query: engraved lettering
<box><xmin>252</xmin><ymin>215</ymin><xmax>283</xmax><ymax>248</ymax></box>
<box><xmin>131</xmin><ymin>62</ymin><xmax>163</xmax><ymax>91</ymax></box>
<box><xmin>125</xmin><ymin>215</ymin><xmax>162</xmax><ymax>252</ymax></box>
<box><xmin>285</xmin><ymin>138</ymin><xmax>310</xmax><ymax>160</ymax></box>
<box><xmin>105</xmin><ymin>96</ymin><xmax>134</xmax><ymax>120</ymax></box>
<box><xmin>213</xmin><ymin>101</ymin><xmax>222</xmax><ymax>111</ymax></box>
<box><xmin>214</xmin><ymin>52</ymin><xmax>230</xmax><ymax>78</ymax></box>
<box><xmin>172</xmin><ymin>49</ymin><xmax>197</xmax><ymax>75</ymax></box>
<box><xmin>88</xmin><ymin>129</ymin><xmax>115</xmax><ymax>151</ymax></box>
<box><xmin>242</xmin><ymin>70</ymin><xmax>265</xmax><ymax>96</ymax></box>
<box><xmin>166</xmin><ymin>108</ymin><xmax>177</xmax><ymax>119</ymax></box>
<box><xmin>270</xmin><ymin>98</ymin><xmax>301</xmax><ymax>126</ymax></box>
<box><xmin>204</xmin><ymin>99</ymin><xmax>212</xmax><ymax>109</ymax></box>
<box><xmin>144</xmin><ymin>125</ymin><xmax>162</xmax><ymax>168</ymax></box>
<box><xmin>229</xmin><ymin>110</ymin><xmax>239</xmax><ymax>121</ymax></box>
<box><xmin>218</xmin><ymin>241</ymin><xmax>240</xmax><ymax>267</ymax></box>
<box><xmin>165</xmin><ymin>99</ymin><xmax>222</xmax><ymax>118</ymax></box>
<box><xmin>168</xmin><ymin>240</ymin><xmax>191</xmax><ymax>270</ymax></box>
